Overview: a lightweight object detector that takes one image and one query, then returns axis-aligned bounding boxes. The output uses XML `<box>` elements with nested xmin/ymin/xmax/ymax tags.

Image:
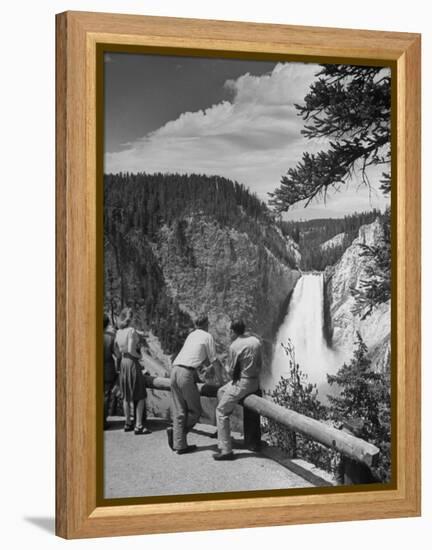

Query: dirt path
<box><xmin>104</xmin><ymin>418</ymin><xmax>314</xmax><ymax>498</ymax></box>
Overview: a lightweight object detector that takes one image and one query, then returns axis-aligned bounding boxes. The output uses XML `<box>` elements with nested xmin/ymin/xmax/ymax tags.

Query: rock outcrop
<box><xmin>320</xmin><ymin>232</ymin><xmax>346</xmax><ymax>251</ymax></box>
<box><xmin>324</xmin><ymin>219</ymin><xmax>390</xmax><ymax>372</ymax></box>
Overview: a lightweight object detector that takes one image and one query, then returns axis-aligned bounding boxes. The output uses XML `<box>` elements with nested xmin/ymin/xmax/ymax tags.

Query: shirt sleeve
<box><xmin>205</xmin><ymin>335</ymin><xmax>217</xmax><ymax>364</ymax></box>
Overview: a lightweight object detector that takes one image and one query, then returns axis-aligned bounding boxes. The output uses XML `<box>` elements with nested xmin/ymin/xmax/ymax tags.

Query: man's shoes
<box><xmin>166</xmin><ymin>427</ymin><xmax>174</xmax><ymax>450</ymax></box>
<box><xmin>134</xmin><ymin>426</ymin><xmax>152</xmax><ymax>435</ymax></box>
<box><xmin>176</xmin><ymin>445</ymin><xmax>197</xmax><ymax>455</ymax></box>
<box><xmin>124</xmin><ymin>423</ymin><xmax>134</xmax><ymax>432</ymax></box>
<box><xmin>212</xmin><ymin>451</ymin><xmax>235</xmax><ymax>461</ymax></box>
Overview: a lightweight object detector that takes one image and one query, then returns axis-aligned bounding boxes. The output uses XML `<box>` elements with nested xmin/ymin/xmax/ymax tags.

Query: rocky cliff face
<box><xmin>324</xmin><ymin>219</ymin><xmax>391</xmax><ymax>372</ymax></box>
<box><xmin>154</xmin><ymin>217</ymin><xmax>300</xmax><ymax>374</ymax></box>
<box><xmin>105</xmin><ymin>218</ymin><xmax>300</xmax><ymax>380</ymax></box>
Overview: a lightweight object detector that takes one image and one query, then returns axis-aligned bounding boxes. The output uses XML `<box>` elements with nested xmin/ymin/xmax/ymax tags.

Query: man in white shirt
<box><xmin>167</xmin><ymin>314</ymin><xmax>219</xmax><ymax>454</ymax></box>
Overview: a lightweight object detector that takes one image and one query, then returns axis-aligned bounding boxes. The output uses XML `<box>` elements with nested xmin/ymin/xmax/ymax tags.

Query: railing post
<box><xmin>242</xmin><ymin>389</ymin><xmax>262</xmax><ymax>450</ymax></box>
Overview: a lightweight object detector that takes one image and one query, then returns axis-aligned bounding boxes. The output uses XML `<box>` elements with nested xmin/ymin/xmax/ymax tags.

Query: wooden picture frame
<box><xmin>56</xmin><ymin>10</ymin><xmax>421</xmax><ymax>539</ymax></box>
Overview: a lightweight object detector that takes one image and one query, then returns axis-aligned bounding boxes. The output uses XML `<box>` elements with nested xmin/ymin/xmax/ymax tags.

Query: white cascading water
<box><xmin>268</xmin><ymin>272</ymin><xmax>341</xmax><ymax>401</ymax></box>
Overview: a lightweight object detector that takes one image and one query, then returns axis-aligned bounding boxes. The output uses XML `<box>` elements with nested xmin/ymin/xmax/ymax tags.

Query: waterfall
<box><xmin>266</xmin><ymin>272</ymin><xmax>341</xmax><ymax>401</ymax></box>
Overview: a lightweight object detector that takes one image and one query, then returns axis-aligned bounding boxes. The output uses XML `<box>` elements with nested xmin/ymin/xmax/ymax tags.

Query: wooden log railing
<box><xmin>144</xmin><ymin>375</ymin><xmax>380</xmax><ymax>468</ymax></box>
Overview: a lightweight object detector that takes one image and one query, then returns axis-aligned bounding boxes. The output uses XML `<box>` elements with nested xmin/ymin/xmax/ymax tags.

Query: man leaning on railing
<box><xmin>166</xmin><ymin>314</ymin><xmax>221</xmax><ymax>455</ymax></box>
<box><xmin>213</xmin><ymin>319</ymin><xmax>263</xmax><ymax>461</ymax></box>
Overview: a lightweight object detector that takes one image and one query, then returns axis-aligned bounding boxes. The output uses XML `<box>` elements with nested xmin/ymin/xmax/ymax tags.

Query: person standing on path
<box><xmin>103</xmin><ymin>313</ymin><xmax>117</xmax><ymax>430</ymax></box>
<box><xmin>114</xmin><ymin>307</ymin><xmax>151</xmax><ymax>435</ymax></box>
<box><xmin>213</xmin><ymin>319</ymin><xmax>263</xmax><ymax>461</ymax></box>
<box><xmin>167</xmin><ymin>315</ymin><xmax>219</xmax><ymax>454</ymax></box>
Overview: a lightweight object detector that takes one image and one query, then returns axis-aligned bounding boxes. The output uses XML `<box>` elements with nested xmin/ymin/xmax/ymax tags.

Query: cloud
<box><xmin>224</xmin><ymin>62</ymin><xmax>316</xmax><ymax>107</ymax></box>
<box><xmin>105</xmin><ymin>62</ymin><xmax>389</xmax><ymax>218</ymax></box>
<box><xmin>106</xmin><ymin>63</ymin><xmax>317</xmax><ymax>182</ymax></box>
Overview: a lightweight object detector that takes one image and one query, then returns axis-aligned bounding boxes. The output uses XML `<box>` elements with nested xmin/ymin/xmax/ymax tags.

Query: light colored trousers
<box><xmin>170</xmin><ymin>366</ymin><xmax>202</xmax><ymax>450</ymax></box>
<box><xmin>216</xmin><ymin>378</ymin><xmax>259</xmax><ymax>454</ymax></box>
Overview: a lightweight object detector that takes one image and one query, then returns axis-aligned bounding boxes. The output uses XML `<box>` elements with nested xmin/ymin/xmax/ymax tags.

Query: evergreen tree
<box><xmin>269</xmin><ymin>64</ymin><xmax>391</xmax><ymax>212</ymax></box>
<box><xmin>351</xmin><ymin>208</ymin><xmax>391</xmax><ymax>318</ymax></box>
<box><xmin>268</xmin><ymin>64</ymin><xmax>392</xmax><ymax>314</ymax></box>
<box><xmin>327</xmin><ymin>333</ymin><xmax>391</xmax><ymax>482</ymax></box>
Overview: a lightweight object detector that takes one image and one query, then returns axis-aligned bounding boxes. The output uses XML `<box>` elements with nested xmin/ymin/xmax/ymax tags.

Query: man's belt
<box><xmin>122</xmin><ymin>352</ymin><xmax>140</xmax><ymax>361</ymax></box>
<box><xmin>175</xmin><ymin>364</ymin><xmax>195</xmax><ymax>371</ymax></box>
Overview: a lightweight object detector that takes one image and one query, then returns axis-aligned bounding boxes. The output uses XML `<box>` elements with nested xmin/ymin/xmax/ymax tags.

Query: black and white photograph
<box><xmin>102</xmin><ymin>51</ymin><xmax>392</xmax><ymax>500</ymax></box>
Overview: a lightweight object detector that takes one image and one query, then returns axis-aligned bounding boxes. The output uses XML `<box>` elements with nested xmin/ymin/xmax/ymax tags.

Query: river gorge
<box><xmin>263</xmin><ymin>219</ymin><xmax>391</xmax><ymax>402</ymax></box>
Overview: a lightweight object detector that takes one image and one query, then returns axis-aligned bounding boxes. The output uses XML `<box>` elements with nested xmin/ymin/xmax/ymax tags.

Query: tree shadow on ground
<box><xmin>191</xmin><ymin>444</ymin><xmax>219</xmax><ymax>454</ymax></box>
<box><xmin>191</xmin><ymin>427</ymin><xmax>217</xmax><ymax>438</ymax></box>
<box><xmin>190</xmin><ymin>428</ymin><xmax>244</xmax><ymax>448</ymax></box>
<box><xmin>229</xmin><ymin>451</ymin><xmax>260</xmax><ymax>460</ymax></box>
<box><xmin>191</xmin><ymin>447</ymin><xmax>260</xmax><ymax>460</ymax></box>
<box><xmin>145</xmin><ymin>418</ymin><xmax>171</xmax><ymax>432</ymax></box>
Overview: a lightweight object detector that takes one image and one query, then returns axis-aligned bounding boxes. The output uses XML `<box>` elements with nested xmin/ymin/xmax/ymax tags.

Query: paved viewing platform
<box><xmin>104</xmin><ymin>417</ymin><xmax>334</xmax><ymax>499</ymax></box>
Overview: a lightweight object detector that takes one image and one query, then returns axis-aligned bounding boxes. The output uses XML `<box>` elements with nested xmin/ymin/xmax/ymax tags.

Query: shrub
<box><xmin>265</xmin><ymin>340</ymin><xmax>337</xmax><ymax>472</ymax></box>
<box><xmin>327</xmin><ymin>332</ymin><xmax>391</xmax><ymax>482</ymax></box>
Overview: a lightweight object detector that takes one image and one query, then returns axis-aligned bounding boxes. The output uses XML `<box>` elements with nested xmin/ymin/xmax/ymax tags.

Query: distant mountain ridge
<box><xmin>280</xmin><ymin>210</ymin><xmax>384</xmax><ymax>271</ymax></box>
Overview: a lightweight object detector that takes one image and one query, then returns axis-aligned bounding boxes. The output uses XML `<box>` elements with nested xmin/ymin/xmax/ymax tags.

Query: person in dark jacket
<box><xmin>103</xmin><ymin>313</ymin><xmax>117</xmax><ymax>429</ymax></box>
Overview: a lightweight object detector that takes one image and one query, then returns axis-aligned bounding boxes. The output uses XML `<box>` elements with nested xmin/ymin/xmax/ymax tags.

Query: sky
<box><xmin>104</xmin><ymin>53</ymin><xmax>390</xmax><ymax>221</ymax></box>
